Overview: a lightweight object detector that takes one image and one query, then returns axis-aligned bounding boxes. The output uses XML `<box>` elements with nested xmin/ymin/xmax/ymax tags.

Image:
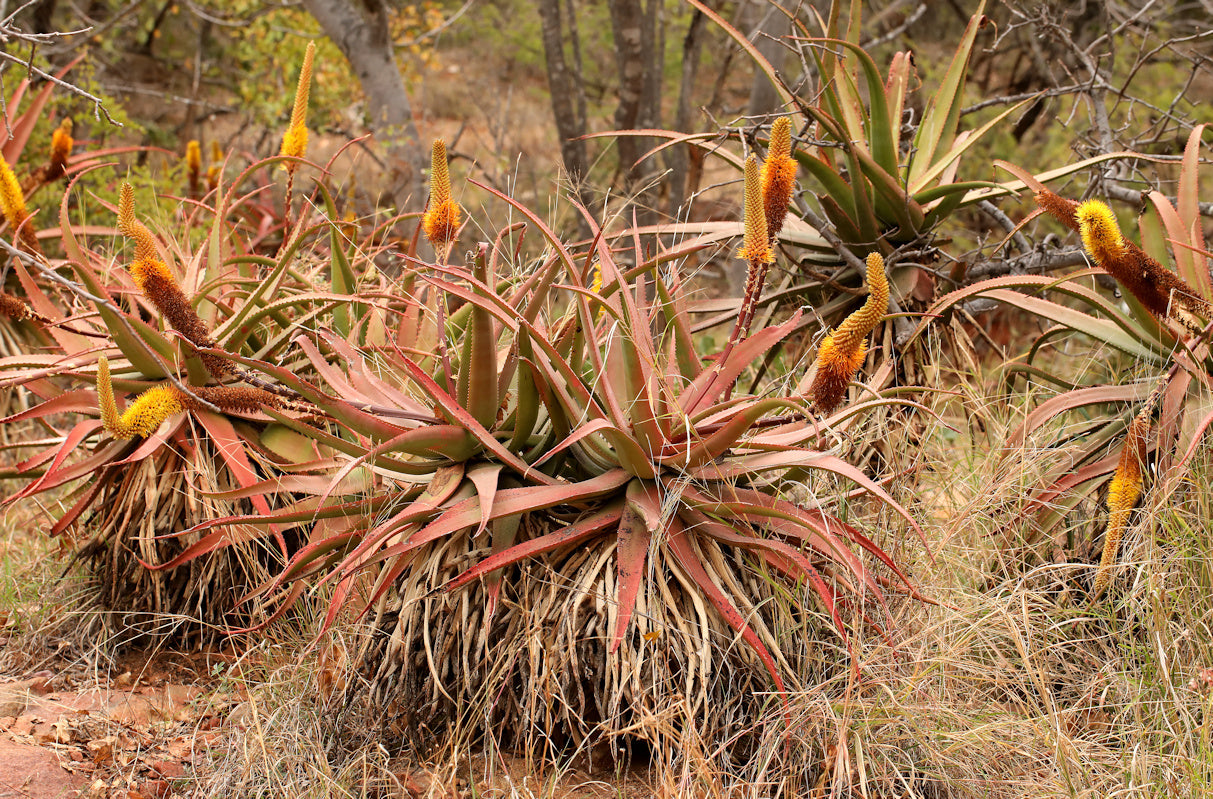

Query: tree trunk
<box><xmin>301</xmin><ymin>0</ymin><xmax>427</xmax><ymax>209</ymax></box>
<box><xmin>609</xmin><ymin>0</ymin><xmax>663</xmax><ymax>226</ymax></box>
<box><xmin>744</xmin><ymin>1</ymin><xmax>792</xmax><ymax>117</ymax></box>
<box><xmin>536</xmin><ymin>0</ymin><xmax>594</xmax><ymax>216</ymax></box>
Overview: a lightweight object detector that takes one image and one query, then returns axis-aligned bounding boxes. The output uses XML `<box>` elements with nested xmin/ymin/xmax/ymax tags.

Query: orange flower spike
<box><xmin>280</xmin><ymin>41</ymin><xmax>315</xmax><ymax>166</ymax></box>
<box><xmin>47</xmin><ymin>118</ymin><xmax>73</xmax><ymax>181</ymax></box>
<box><xmin>206</xmin><ymin>141</ymin><xmax>223</xmax><ymax>190</ymax></box>
<box><xmin>96</xmin><ymin>355</ymin><xmax>185</xmax><ymax>439</ymax></box>
<box><xmin>1092</xmin><ymin>407</ymin><xmax>1150</xmax><ymax>597</ymax></box>
<box><xmin>423</xmin><ymin>138</ymin><xmax>461</xmax><ymax>251</ymax></box>
<box><xmin>761</xmin><ymin>116</ymin><xmax>797</xmax><ymax>240</ymax></box>
<box><xmin>810</xmin><ymin>252</ymin><xmax>889</xmax><ymax>412</ymax></box>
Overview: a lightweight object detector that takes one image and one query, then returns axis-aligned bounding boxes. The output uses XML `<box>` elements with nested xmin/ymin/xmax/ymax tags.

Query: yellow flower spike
<box><xmin>809</xmin><ymin>252</ymin><xmax>889</xmax><ymax>413</ymax></box>
<box><xmin>280</xmin><ymin>41</ymin><xmax>315</xmax><ymax>165</ymax></box>
<box><xmin>761</xmin><ymin>117</ymin><xmax>797</xmax><ymax>240</ymax></box>
<box><xmin>738</xmin><ymin>155</ymin><xmax>773</xmax><ymax>266</ymax></box>
<box><xmin>48</xmin><ymin>118</ymin><xmax>73</xmax><ymax>180</ymax></box>
<box><xmin>1076</xmin><ymin>200</ymin><xmax>1125</xmax><ymax>268</ymax></box>
<box><xmin>1075</xmin><ymin>198</ymin><xmax>1212</xmax><ymax>324</ymax></box>
<box><xmin>1092</xmin><ymin>406</ymin><xmax>1151</xmax><ymax>597</ymax></box>
<box><xmin>423</xmin><ymin>138</ymin><xmax>461</xmax><ymax>251</ymax></box>
<box><xmin>0</xmin><ymin>152</ymin><xmax>37</xmax><ymax>253</ymax></box>
<box><xmin>185</xmin><ymin>140</ymin><xmax>201</xmax><ymax>195</ymax></box>
<box><xmin>96</xmin><ymin>355</ymin><xmax>119</xmax><ymax>434</ymax></box>
<box><xmin>118</xmin><ymin>183</ymin><xmax>159</xmax><ymax>264</ymax></box>
<box><xmin>95</xmin><ymin>355</ymin><xmax>184</xmax><ymax>439</ymax></box>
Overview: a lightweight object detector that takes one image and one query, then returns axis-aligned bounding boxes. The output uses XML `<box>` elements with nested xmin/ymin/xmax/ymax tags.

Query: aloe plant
<box><xmin>916</xmin><ymin>126</ymin><xmax>1213</xmax><ymax>596</ymax></box>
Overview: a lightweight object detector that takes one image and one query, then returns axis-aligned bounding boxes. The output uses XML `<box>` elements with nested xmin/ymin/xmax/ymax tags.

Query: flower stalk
<box><xmin>761</xmin><ymin>116</ymin><xmax>797</xmax><ymax>241</ymax></box>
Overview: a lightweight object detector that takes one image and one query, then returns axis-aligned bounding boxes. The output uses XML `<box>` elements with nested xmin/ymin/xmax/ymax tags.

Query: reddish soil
<box><xmin>0</xmin><ymin>654</ymin><xmax>239</xmax><ymax>799</ymax></box>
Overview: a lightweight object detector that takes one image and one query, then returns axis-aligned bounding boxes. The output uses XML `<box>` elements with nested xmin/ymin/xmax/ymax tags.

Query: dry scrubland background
<box><xmin>2</xmin><ymin>1</ymin><xmax>1213</xmax><ymax>798</ymax></box>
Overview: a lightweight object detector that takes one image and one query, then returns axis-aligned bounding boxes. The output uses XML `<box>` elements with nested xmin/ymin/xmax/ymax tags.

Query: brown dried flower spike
<box><xmin>423</xmin><ymin>138</ymin><xmax>461</xmax><ymax>253</ymax></box>
<box><xmin>809</xmin><ymin>252</ymin><xmax>889</xmax><ymax>413</ymax></box>
<box><xmin>118</xmin><ymin>183</ymin><xmax>229</xmax><ymax>377</ymax></box>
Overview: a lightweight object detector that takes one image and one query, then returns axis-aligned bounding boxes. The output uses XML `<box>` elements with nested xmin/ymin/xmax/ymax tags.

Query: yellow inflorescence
<box><xmin>809</xmin><ymin>252</ymin><xmax>889</xmax><ymax>412</ymax></box>
<box><xmin>96</xmin><ymin>356</ymin><xmax>185</xmax><ymax>439</ymax></box>
<box><xmin>186</xmin><ymin>140</ymin><xmax>201</xmax><ymax>190</ymax></box>
<box><xmin>1076</xmin><ymin>200</ymin><xmax>1126</xmax><ymax>268</ymax></box>
<box><xmin>1092</xmin><ymin>411</ymin><xmax>1149</xmax><ymax>596</ymax></box>
<box><xmin>0</xmin><ymin>153</ymin><xmax>29</xmax><ymax>231</ymax></box>
<box><xmin>118</xmin><ymin>183</ymin><xmax>159</xmax><ymax>264</ymax></box>
<box><xmin>761</xmin><ymin>117</ymin><xmax>797</xmax><ymax>240</ymax></box>
<box><xmin>738</xmin><ymin>155</ymin><xmax>774</xmax><ymax>266</ymax></box>
<box><xmin>423</xmin><ymin>138</ymin><xmax>461</xmax><ymax>250</ymax></box>
<box><xmin>129</xmin><ymin>258</ymin><xmax>177</xmax><ymax>297</ymax></box>
<box><xmin>280</xmin><ymin>41</ymin><xmax>316</xmax><ymax>164</ymax></box>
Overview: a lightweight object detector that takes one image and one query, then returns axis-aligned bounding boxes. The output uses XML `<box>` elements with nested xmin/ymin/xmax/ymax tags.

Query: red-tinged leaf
<box><xmin>0</xmin><ymin>391</ymin><xmax>98</xmax><ymax>425</ymax></box>
<box><xmin>443</xmin><ymin>503</ymin><xmax>625</xmax><ymax>593</ymax></box>
<box><xmin>1005</xmin><ymin>383</ymin><xmax>1152</xmax><ymax>449</ymax></box>
<box><xmin>399</xmin><ymin>356</ymin><xmax>557</xmax><ymax>486</ymax></box>
<box><xmin>49</xmin><ymin>469</ymin><xmax>115</xmax><ymax>536</ymax></box>
<box><xmin>361</xmin><ymin>470</ymin><xmax>633</xmax><ymax>573</ymax></box>
<box><xmin>203</xmin><ymin>471</ymin><xmax>371</xmax><ymax>501</ymax></box>
<box><xmin>665</xmin><ymin>520</ymin><xmax>788</xmax><ymax>699</ymax></box>
<box><xmin>1177</xmin><ymin>124</ymin><xmax>1210</xmax><ymax>295</ymax></box>
<box><xmin>680</xmin><ymin>312</ymin><xmax>803</xmax><ymax>414</ymax></box>
<box><xmin>483</xmin><ymin>512</ymin><xmax>524</xmax><ymax>630</ymax></box>
<box><xmin>1146</xmin><ymin>189</ymin><xmax>1198</xmax><ymax>288</ymax></box>
<box><xmin>611</xmin><ymin>480</ymin><xmax>662</xmax><ymax>653</ymax></box>
<box><xmin>8</xmin><ymin>420</ymin><xmax>104</xmax><ymax>501</ymax></box>
<box><xmin>665</xmin><ymin>398</ymin><xmax>802</xmax><ymax>469</ymax></box>
<box><xmin>194</xmin><ymin>411</ymin><xmax>287</xmax><ymax>555</ymax></box>
<box><xmin>1027</xmin><ymin>452</ymin><xmax>1119</xmax><ymax>512</ymax></box>
<box><xmin>224</xmin><ymin>582</ymin><xmax>308</xmax><ymax>636</ymax></box>
<box><xmin>1</xmin><ymin>54</ymin><xmax>85</xmax><ymax>163</ymax></box>
<box><xmin>680</xmin><ymin>507</ymin><xmax>846</xmax><ymax>633</ymax></box>
<box><xmin>467</xmin><ymin>463</ymin><xmax>503</xmax><ymax>538</ymax></box>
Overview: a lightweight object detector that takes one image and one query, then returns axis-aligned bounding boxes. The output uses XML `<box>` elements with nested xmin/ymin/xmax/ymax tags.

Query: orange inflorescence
<box><xmin>96</xmin><ymin>356</ymin><xmax>185</xmax><ymax>439</ymax></box>
<box><xmin>280</xmin><ymin>41</ymin><xmax>316</xmax><ymax>165</ymax></box>
<box><xmin>761</xmin><ymin>116</ymin><xmax>797</xmax><ymax>240</ymax></box>
<box><xmin>810</xmin><ymin>252</ymin><xmax>889</xmax><ymax>412</ymax></box>
<box><xmin>186</xmin><ymin>140</ymin><xmax>201</xmax><ymax>195</ymax></box>
<box><xmin>47</xmin><ymin>118</ymin><xmax>73</xmax><ymax>181</ymax></box>
<box><xmin>423</xmin><ymin>138</ymin><xmax>462</xmax><ymax>250</ymax></box>
<box><xmin>1092</xmin><ymin>407</ymin><xmax>1151</xmax><ymax>596</ymax></box>
<box><xmin>207</xmin><ymin>141</ymin><xmax>223</xmax><ymax>191</ymax></box>
<box><xmin>1074</xmin><ymin>198</ymin><xmax>1211</xmax><ymax>324</ymax></box>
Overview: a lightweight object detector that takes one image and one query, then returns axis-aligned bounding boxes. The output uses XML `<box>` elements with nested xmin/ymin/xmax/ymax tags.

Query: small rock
<box><xmin>88</xmin><ymin>736</ymin><xmax>116</xmax><ymax>764</ymax></box>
